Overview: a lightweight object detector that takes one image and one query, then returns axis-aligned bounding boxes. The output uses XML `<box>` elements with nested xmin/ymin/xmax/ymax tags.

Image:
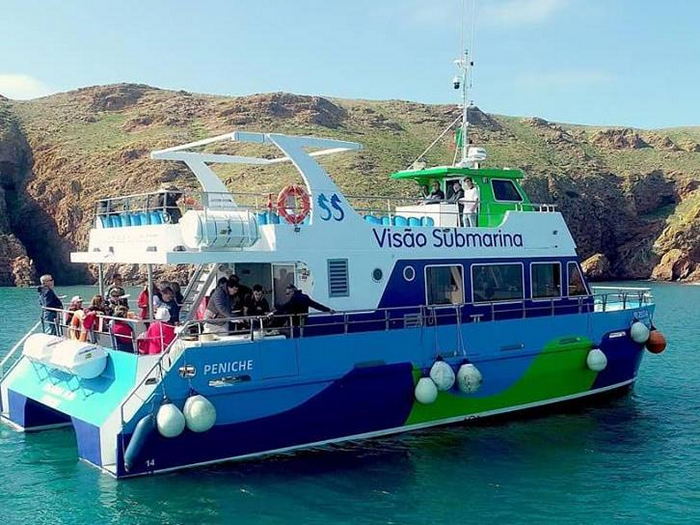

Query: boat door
<box><xmin>272</xmin><ymin>264</ymin><xmax>295</xmax><ymax>306</ymax></box>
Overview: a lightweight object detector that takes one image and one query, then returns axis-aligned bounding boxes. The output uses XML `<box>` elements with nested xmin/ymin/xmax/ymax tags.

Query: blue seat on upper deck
<box><xmin>364</xmin><ymin>215</ymin><xmax>381</xmax><ymax>225</ymax></box>
<box><xmin>149</xmin><ymin>211</ymin><xmax>164</xmax><ymax>224</ymax></box>
<box><xmin>421</xmin><ymin>216</ymin><xmax>435</xmax><ymax>227</ymax></box>
<box><xmin>381</xmin><ymin>216</ymin><xmax>391</xmax><ymax>225</ymax></box>
<box><xmin>393</xmin><ymin>215</ymin><xmax>408</xmax><ymax>226</ymax></box>
<box><xmin>408</xmin><ymin>217</ymin><xmax>421</xmax><ymax>226</ymax></box>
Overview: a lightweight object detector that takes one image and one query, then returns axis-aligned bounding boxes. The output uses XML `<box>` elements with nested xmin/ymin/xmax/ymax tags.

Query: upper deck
<box><xmin>71</xmin><ymin>131</ymin><xmax>573</xmax><ymax>267</ymax></box>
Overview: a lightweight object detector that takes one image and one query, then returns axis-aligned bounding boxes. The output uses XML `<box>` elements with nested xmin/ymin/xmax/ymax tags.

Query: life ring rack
<box><xmin>276</xmin><ymin>184</ymin><xmax>311</xmax><ymax>225</ymax></box>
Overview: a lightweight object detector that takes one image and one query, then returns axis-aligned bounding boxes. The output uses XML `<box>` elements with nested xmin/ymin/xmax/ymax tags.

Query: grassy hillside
<box><xmin>0</xmin><ymin>83</ymin><xmax>698</xmax><ymax>284</ymax></box>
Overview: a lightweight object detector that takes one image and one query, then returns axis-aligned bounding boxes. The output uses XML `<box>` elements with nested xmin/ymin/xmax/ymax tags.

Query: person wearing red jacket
<box><xmin>137</xmin><ymin>307</ymin><xmax>175</xmax><ymax>355</ymax></box>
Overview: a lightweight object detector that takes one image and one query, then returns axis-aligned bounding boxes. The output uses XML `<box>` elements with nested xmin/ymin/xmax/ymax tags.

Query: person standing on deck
<box><xmin>203</xmin><ymin>276</ymin><xmax>238</xmax><ymax>334</ymax></box>
<box><xmin>244</xmin><ymin>284</ymin><xmax>271</xmax><ymax>317</ymax></box>
<box><xmin>106</xmin><ymin>273</ymin><xmax>128</xmax><ymax>308</ymax></box>
<box><xmin>273</xmin><ymin>284</ymin><xmax>334</xmax><ymax>327</ymax></box>
<box><xmin>159</xmin><ymin>286</ymin><xmax>181</xmax><ymax>324</ymax></box>
<box><xmin>38</xmin><ymin>274</ymin><xmax>63</xmax><ymax>335</ymax></box>
<box><xmin>156</xmin><ymin>183</ymin><xmax>183</xmax><ymax>224</ymax></box>
<box><xmin>446</xmin><ymin>181</ymin><xmax>465</xmax><ymax>226</ymax></box>
<box><xmin>461</xmin><ymin>178</ymin><xmax>480</xmax><ymax>227</ymax></box>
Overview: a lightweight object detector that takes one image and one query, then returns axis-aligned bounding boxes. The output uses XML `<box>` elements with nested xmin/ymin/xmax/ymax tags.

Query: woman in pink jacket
<box><xmin>138</xmin><ymin>307</ymin><xmax>175</xmax><ymax>355</ymax></box>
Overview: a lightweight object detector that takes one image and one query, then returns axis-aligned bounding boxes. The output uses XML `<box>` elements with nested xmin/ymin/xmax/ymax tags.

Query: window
<box><xmin>472</xmin><ymin>264</ymin><xmax>524</xmax><ymax>302</ymax></box>
<box><xmin>403</xmin><ymin>266</ymin><xmax>416</xmax><ymax>281</ymax></box>
<box><xmin>531</xmin><ymin>263</ymin><xmax>562</xmax><ymax>299</ymax></box>
<box><xmin>567</xmin><ymin>262</ymin><xmax>588</xmax><ymax>296</ymax></box>
<box><xmin>492</xmin><ymin>180</ymin><xmax>523</xmax><ymax>202</ymax></box>
<box><xmin>444</xmin><ymin>179</ymin><xmax>462</xmax><ymax>201</ymax></box>
<box><xmin>272</xmin><ymin>264</ymin><xmax>295</xmax><ymax>306</ymax></box>
<box><xmin>426</xmin><ymin>265</ymin><xmax>464</xmax><ymax>305</ymax></box>
<box><xmin>328</xmin><ymin>259</ymin><xmax>350</xmax><ymax>297</ymax></box>
<box><xmin>372</xmin><ymin>268</ymin><xmax>383</xmax><ymax>282</ymax></box>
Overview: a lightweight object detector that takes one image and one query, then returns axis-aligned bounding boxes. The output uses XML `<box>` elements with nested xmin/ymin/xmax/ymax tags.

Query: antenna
<box><xmin>454</xmin><ymin>49</ymin><xmax>472</xmax><ymax>166</ymax></box>
<box><xmin>453</xmin><ymin>0</ymin><xmax>485</xmax><ymax>169</ymax></box>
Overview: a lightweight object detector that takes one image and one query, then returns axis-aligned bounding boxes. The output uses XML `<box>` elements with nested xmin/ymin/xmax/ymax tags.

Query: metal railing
<box><xmin>591</xmin><ymin>286</ymin><xmax>653</xmax><ymax>312</ymax></box>
<box><xmin>94</xmin><ymin>189</ymin><xmax>559</xmax><ymax>230</ymax></box>
<box><xmin>39</xmin><ymin>308</ymin><xmax>149</xmax><ymax>354</ymax></box>
<box><xmin>0</xmin><ymin>320</ymin><xmax>42</xmax><ymax>382</ymax></box>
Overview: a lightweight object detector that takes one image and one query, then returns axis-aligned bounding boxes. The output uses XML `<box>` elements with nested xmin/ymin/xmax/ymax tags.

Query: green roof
<box><xmin>390</xmin><ymin>166</ymin><xmax>525</xmax><ymax>181</ymax></box>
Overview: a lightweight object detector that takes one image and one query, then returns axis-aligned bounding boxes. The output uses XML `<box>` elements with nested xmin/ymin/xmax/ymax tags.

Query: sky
<box><xmin>0</xmin><ymin>0</ymin><xmax>698</xmax><ymax>128</ymax></box>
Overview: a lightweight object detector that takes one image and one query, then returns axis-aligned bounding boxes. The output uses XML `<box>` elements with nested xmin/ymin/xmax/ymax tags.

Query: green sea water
<box><xmin>0</xmin><ymin>282</ymin><xmax>698</xmax><ymax>524</ymax></box>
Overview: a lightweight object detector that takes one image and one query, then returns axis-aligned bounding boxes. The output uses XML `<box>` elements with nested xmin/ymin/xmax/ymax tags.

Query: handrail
<box><xmin>116</xmin><ymin>288</ymin><xmax>652</xmax><ymax>424</ymax></box>
<box><xmin>591</xmin><ymin>286</ymin><xmax>651</xmax><ymax>292</ymax></box>
<box><xmin>0</xmin><ymin>320</ymin><xmax>42</xmax><ymax>379</ymax></box>
<box><xmin>95</xmin><ymin>189</ymin><xmax>559</xmax><ymax>220</ymax></box>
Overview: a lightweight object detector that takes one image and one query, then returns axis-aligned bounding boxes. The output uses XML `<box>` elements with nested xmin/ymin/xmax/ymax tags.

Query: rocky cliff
<box><xmin>0</xmin><ymin>83</ymin><xmax>699</xmax><ymax>286</ymax></box>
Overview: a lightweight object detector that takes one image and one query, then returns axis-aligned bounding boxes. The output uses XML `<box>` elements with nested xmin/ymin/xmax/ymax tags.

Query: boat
<box><xmin>0</xmin><ymin>49</ymin><xmax>667</xmax><ymax>478</ymax></box>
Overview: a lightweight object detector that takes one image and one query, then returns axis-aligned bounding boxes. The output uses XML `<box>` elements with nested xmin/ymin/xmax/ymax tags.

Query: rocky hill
<box><xmin>1</xmin><ymin>83</ymin><xmax>699</xmax><ymax>286</ymax></box>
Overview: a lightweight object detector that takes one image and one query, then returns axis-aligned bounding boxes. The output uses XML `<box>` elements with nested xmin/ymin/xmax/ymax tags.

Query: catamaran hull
<box><xmin>114</xmin><ymin>379</ymin><xmax>637</xmax><ymax>478</ymax></box>
<box><xmin>1</xmin><ymin>305</ymin><xmax>650</xmax><ymax>478</ymax></box>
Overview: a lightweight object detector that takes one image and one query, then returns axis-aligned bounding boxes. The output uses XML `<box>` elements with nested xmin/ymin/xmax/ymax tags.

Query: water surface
<box><xmin>0</xmin><ymin>282</ymin><xmax>698</xmax><ymax>524</ymax></box>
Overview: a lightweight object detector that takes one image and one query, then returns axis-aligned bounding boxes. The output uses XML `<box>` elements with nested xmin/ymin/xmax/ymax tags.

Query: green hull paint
<box><xmin>406</xmin><ymin>336</ymin><xmax>597</xmax><ymax>425</ymax></box>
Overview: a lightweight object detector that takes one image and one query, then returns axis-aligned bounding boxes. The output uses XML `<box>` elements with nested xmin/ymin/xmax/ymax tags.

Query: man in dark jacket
<box><xmin>38</xmin><ymin>274</ymin><xmax>63</xmax><ymax>335</ymax></box>
<box><xmin>106</xmin><ymin>273</ymin><xmax>128</xmax><ymax>308</ymax></box>
<box><xmin>156</xmin><ymin>184</ymin><xmax>183</xmax><ymax>224</ymax></box>
<box><xmin>447</xmin><ymin>181</ymin><xmax>465</xmax><ymax>226</ymax></box>
<box><xmin>244</xmin><ymin>284</ymin><xmax>270</xmax><ymax>317</ymax></box>
<box><xmin>203</xmin><ymin>276</ymin><xmax>237</xmax><ymax>334</ymax></box>
<box><xmin>274</xmin><ymin>284</ymin><xmax>334</xmax><ymax>322</ymax></box>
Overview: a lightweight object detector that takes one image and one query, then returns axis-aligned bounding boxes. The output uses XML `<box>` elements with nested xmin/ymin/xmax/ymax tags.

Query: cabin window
<box><xmin>445</xmin><ymin>179</ymin><xmax>462</xmax><ymax>201</ymax></box>
<box><xmin>567</xmin><ymin>262</ymin><xmax>588</xmax><ymax>296</ymax></box>
<box><xmin>492</xmin><ymin>179</ymin><xmax>523</xmax><ymax>202</ymax></box>
<box><xmin>425</xmin><ymin>265</ymin><xmax>464</xmax><ymax>305</ymax></box>
<box><xmin>531</xmin><ymin>262</ymin><xmax>562</xmax><ymax>299</ymax></box>
<box><xmin>472</xmin><ymin>263</ymin><xmax>524</xmax><ymax>302</ymax></box>
<box><xmin>328</xmin><ymin>259</ymin><xmax>350</xmax><ymax>297</ymax></box>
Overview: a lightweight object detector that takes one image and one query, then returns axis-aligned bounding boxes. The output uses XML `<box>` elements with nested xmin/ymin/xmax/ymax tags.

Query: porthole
<box><xmin>372</xmin><ymin>268</ymin><xmax>383</xmax><ymax>282</ymax></box>
<box><xmin>403</xmin><ymin>265</ymin><xmax>416</xmax><ymax>282</ymax></box>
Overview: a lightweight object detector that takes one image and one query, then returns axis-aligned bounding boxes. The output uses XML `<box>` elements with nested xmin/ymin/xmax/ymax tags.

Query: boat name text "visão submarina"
<box><xmin>371</xmin><ymin>228</ymin><xmax>524</xmax><ymax>249</ymax></box>
<box><xmin>203</xmin><ymin>360</ymin><xmax>254</xmax><ymax>375</ymax></box>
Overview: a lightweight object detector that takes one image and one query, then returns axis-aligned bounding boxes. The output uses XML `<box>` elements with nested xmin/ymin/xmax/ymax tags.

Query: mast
<box><xmin>455</xmin><ymin>48</ymin><xmax>472</xmax><ymax>167</ymax></box>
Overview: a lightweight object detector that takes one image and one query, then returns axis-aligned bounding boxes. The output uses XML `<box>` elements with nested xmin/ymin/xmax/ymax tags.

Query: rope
<box><xmin>406</xmin><ymin>114</ymin><xmax>463</xmax><ymax>170</ymax></box>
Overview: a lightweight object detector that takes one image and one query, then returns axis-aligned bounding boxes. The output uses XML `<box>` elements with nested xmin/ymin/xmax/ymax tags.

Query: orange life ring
<box><xmin>276</xmin><ymin>184</ymin><xmax>311</xmax><ymax>225</ymax></box>
<box><xmin>69</xmin><ymin>312</ymin><xmax>88</xmax><ymax>342</ymax></box>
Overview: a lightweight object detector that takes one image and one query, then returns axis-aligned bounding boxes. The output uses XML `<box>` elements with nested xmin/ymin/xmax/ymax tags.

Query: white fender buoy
<box><xmin>156</xmin><ymin>403</ymin><xmax>186</xmax><ymax>438</ymax></box>
<box><xmin>630</xmin><ymin>321</ymin><xmax>650</xmax><ymax>344</ymax></box>
<box><xmin>414</xmin><ymin>377</ymin><xmax>438</xmax><ymax>404</ymax></box>
<box><xmin>586</xmin><ymin>348</ymin><xmax>608</xmax><ymax>372</ymax></box>
<box><xmin>429</xmin><ymin>360</ymin><xmax>456</xmax><ymax>391</ymax></box>
<box><xmin>183</xmin><ymin>394</ymin><xmax>217</xmax><ymax>433</ymax></box>
<box><xmin>457</xmin><ymin>364</ymin><xmax>482</xmax><ymax>394</ymax></box>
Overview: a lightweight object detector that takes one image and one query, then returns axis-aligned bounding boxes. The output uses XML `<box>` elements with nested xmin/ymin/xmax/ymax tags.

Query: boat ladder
<box><xmin>179</xmin><ymin>263</ymin><xmax>216</xmax><ymax>321</ymax></box>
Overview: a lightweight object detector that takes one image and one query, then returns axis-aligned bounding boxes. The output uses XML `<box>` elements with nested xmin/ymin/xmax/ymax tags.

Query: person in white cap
<box><xmin>64</xmin><ymin>295</ymin><xmax>84</xmax><ymax>325</ymax></box>
<box><xmin>138</xmin><ymin>306</ymin><xmax>176</xmax><ymax>355</ymax></box>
